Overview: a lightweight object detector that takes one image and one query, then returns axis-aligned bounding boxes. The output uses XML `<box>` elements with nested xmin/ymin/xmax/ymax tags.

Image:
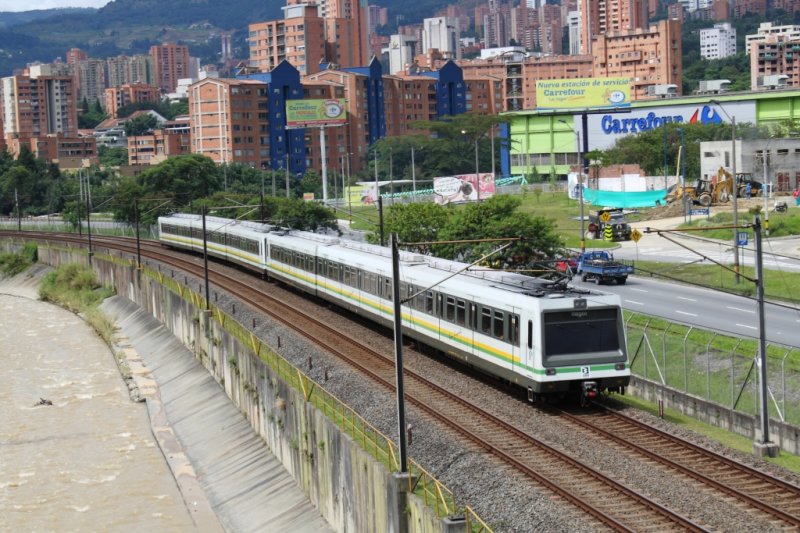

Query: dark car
<box><xmin>588</xmin><ymin>209</ymin><xmax>632</xmax><ymax>241</ymax></box>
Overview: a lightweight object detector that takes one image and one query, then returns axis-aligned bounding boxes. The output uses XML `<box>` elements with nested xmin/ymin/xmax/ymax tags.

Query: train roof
<box><xmin>160</xmin><ymin>213</ymin><xmax>607</xmax><ymax>302</ymax></box>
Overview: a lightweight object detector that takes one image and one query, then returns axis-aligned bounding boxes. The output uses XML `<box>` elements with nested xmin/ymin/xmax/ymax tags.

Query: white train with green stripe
<box><xmin>159</xmin><ymin>213</ymin><xmax>630</xmax><ymax>404</ymax></box>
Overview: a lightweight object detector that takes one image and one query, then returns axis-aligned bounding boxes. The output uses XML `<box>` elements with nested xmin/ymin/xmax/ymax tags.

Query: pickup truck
<box><xmin>576</xmin><ymin>251</ymin><xmax>634</xmax><ymax>285</ymax></box>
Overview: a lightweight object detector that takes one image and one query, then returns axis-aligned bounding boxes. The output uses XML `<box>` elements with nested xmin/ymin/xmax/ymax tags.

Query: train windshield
<box><xmin>542</xmin><ymin>308</ymin><xmax>625</xmax><ymax>366</ymax></box>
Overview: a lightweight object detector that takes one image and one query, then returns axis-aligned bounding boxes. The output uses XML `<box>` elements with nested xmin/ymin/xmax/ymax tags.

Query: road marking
<box><xmin>727</xmin><ymin>306</ymin><xmax>754</xmax><ymax>314</ymax></box>
<box><xmin>630</xmin><ymin>288</ymin><xmax>648</xmax><ymax>293</ymax></box>
<box><xmin>675</xmin><ymin>310</ymin><xmax>698</xmax><ymax>317</ymax></box>
<box><xmin>677</xmin><ymin>297</ymin><xmax>697</xmax><ymax>302</ymax></box>
<box><xmin>625</xmin><ymin>300</ymin><xmax>644</xmax><ymax>306</ymax></box>
<box><xmin>736</xmin><ymin>323</ymin><xmax>757</xmax><ymax>330</ymax></box>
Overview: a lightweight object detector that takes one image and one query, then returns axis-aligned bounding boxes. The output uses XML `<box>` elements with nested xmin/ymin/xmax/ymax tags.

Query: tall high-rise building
<box><xmin>700</xmin><ymin>22</ymin><xmax>737</xmax><ymax>59</ymax></box>
<box><xmin>568</xmin><ymin>11</ymin><xmax>582</xmax><ymax>55</ymax></box>
<box><xmin>107</xmin><ymin>54</ymin><xmax>154</xmax><ymax>87</ymax></box>
<box><xmin>66</xmin><ymin>48</ymin><xmax>88</xmax><ymax>69</ymax></box>
<box><xmin>3</xmin><ymin>64</ymin><xmax>77</xmax><ymax>140</ymax></box>
<box><xmin>423</xmin><ymin>17</ymin><xmax>461</xmax><ymax>59</ymax></box>
<box><xmin>579</xmin><ymin>0</ymin><xmax>648</xmax><ymax>54</ymax></box>
<box><xmin>150</xmin><ymin>43</ymin><xmax>191</xmax><ymax>93</ymax></box>
<box><xmin>74</xmin><ymin>58</ymin><xmax>106</xmax><ymax>104</ymax></box>
<box><xmin>105</xmin><ymin>82</ymin><xmax>161</xmax><ymax>118</ymax></box>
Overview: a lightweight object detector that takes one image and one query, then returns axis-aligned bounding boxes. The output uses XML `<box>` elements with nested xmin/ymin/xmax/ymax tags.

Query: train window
<box><xmin>317</xmin><ymin>258</ymin><xmax>326</xmax><ymax>274</ymax></box>
<box><xmin>493</xmin><ymin>310</ymin><xmax>505</xmax><ymax>339</ymax></box>
<box><xmin>328</xmin><ymin>262</ymin><xmax>339</xmax><ymax>280</ymax></box>
<box><xmin>527</xmin><ymin>320</ymin><xmax>533</xmax><ymax>349</ymax></box>
<box><xmin>383</xmin><ymin>278</ymin><xmax>392</xmax><ymax>300</ymax></box>
<box><xmin>480</xmin><ymin>307</ymin><xmax>492</xmax><ymax>334</ymax></box>
<box><xmin>470</xmin><ymin>304</ymin><xmax>477</xmax><ymax>330</ymax></box>
<box><xmin>445</xmin><ymin>296</ymin><xmax>455</xmax><ymax>322</ymax></box>
<box><xmin>510</xmin><ymin>315</ymin><xmax>519</xmax><ymax>344</ymax></box>
<box><xmin>424</xmin><ymin>291</ymin><xmax>435</xmax><ymax>314</ymax></box>
<box><xmin>456</xmin><ymin>299</ymin><xmax>466</xmax><ymax>326</ymax></box>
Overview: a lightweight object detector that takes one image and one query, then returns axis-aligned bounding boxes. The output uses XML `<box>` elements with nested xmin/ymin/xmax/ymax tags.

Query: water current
<box><xmin>0</xmin><ymin>293</ymin><xmax>196</xmax><ymax>531</ymax></box>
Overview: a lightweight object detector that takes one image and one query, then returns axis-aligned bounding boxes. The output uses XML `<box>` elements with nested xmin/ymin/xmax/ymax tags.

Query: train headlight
<box><xmin>545</xmin><ymin>368</ymin><xmax>556</xmax><ymax>376</ymax></box>
<box><xmin>615</xmin><ymin>363</ymin><xmax>626</xmax><ymax>371</ymax></box>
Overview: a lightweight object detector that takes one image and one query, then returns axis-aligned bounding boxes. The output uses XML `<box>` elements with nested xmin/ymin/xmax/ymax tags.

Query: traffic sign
<box><xmin>599</xmin><ymin>211</ymin><xmax>611</xmax><ymax>223</ymax></box>
<box><xmin>737</xmin><ymin>231</ymin><xmax>748</xmax><ymax>246</ymax></box>
<box><xmin>630</xmin><ymin>228</ymin><xmax>642</xmax><ymax>242</ymax></box>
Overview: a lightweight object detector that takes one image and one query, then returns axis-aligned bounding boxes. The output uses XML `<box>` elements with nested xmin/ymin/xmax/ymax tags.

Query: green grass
<box><xmin>635</xmin><ymin>260</ymin><xmax>800</xmax><ymax>305</ymax></box>
<box><xmin>39</xmin><ymin>264</ymin><xmax>117</xmax><ymax>343</ymax></box>
<box><xmin>678</xmin><ymin>208</ymin><xmax>800</xmax><ymax>239</ymax></box>
<box><xmin>614</xmin><ymin>394</ymin><xmax>800</xmax><ymax>472</ymax></box>
<box><xmin>0</xmin><ymin>243</ymin><xmax>38</xmax><ymax>277</ymax></box>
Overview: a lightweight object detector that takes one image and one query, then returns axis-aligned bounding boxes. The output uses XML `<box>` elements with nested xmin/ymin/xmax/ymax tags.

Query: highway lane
<box><xmin>572</xmin><ymin>276</ymin><xmax>800</xmax><ymax>348</ymax></box>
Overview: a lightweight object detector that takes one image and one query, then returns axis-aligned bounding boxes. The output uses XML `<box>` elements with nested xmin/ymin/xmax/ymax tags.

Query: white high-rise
<box><xmin>700</xmin><ymin>23</ymin><xmax>737</xmax><ymax>60</ymax></box>
<box><xmin>423</xmin><ymin>17</ymin><xmax>461</xmax><ymax>59</ymax></box>
<box><xmin>568</xmin><ymin>10</ymin><xmax>581</xmax><ymax>55</ymax></box>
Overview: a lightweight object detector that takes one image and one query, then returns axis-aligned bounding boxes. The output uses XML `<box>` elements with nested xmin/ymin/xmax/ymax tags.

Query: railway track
<box><xmin>556</xmin><ymin>405</ymin><xmax>800</xmax><ymax>527</ymax></box>
<box><xmin>8</xmin><ymin>231</ymin><xmax>799</xmax><ymax>530</ymax></box>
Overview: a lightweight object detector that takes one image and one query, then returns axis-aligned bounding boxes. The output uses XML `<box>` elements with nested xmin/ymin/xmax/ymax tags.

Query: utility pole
<box><xmin>15</xmin><ymin>188</ymin><xmax>21</xmax><ymax>232</ymax></box>
<box><xmin>732</xmin><ymin>116</ymin><xmax>740</xmax><ymax>283</ymax></box>
<box><xmin>285</xmin><ymin>157</ymin><xmax>290</xmax><ymax>198</ymax></box>
<box><xmin>390</xmin><ymin>233</ymin><xmax>408</xmax><ymax>473</ymax></box>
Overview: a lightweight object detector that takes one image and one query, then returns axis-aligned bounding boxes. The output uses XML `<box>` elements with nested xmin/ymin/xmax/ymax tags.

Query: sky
<box><xmin>0</xmin><ymin>0</ymin><xmax>108</xmax><ymax>11</ymax></box>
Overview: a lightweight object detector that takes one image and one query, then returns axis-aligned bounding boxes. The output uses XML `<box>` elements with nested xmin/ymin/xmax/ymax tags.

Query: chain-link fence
<box><xmin>625</xmin><ymin>312</ymin><xmax>800</xmax><ymax>426</ymax></box>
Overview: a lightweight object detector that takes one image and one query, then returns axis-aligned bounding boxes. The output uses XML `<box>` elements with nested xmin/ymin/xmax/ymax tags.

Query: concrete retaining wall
<box><xmin>630</xmin><ymin>376</ymin><xmax>800</xmax><ymax>455</ymax></box>
<box><xmin>34</xmin><ymin>246</ymin><xmax>463</xmax><ymax>533</ymax></box>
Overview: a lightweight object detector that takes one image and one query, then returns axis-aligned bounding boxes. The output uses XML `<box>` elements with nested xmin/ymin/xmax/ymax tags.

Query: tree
<box><xmin>433</xmin><ymin>195</ymin><xmax>563</xmax><ymax>270</ymax></box>
<box><xmin>124</xmin><ymin>114</ymin><xmax>158</xmax><ymax>136</ymax></box>
<box><xmin>137</xmin><ymin>154</ymin><xmax>221</xmax><ymax>206</ymax></box>
<box><xmin>371</xmin><ymin>202</ymin><xmax>450</xmax><ymax>254</ymax></box>
<box><xmin>98</xmin><ymin>146</ymin><xmax>128</xmax><ymax>167</ymax></box>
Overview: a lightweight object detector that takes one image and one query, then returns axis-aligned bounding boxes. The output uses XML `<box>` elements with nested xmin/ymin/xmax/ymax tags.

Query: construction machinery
<box><xmin>665</xmin><ymin>168</ymin><xmax>762</xmax><ymax>207</ymax></box>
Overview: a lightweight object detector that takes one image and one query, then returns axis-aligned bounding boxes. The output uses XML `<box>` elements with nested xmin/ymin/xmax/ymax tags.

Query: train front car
<box><xmin>536</xmin><ymin>292</ymin><xmax>629</xmax><ymax>406</ymax></box>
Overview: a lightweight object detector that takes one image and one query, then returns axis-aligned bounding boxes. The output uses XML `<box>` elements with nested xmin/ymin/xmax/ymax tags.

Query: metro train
<box><xmin>158</xmin><ymin>213</ymin><xmax>630</xmax><ymax>403</ymax></box>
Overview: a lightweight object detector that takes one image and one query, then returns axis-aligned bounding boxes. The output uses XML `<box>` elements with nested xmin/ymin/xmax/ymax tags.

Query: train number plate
<box><xmin>581</xmin><ymin>366</ymin><xmax>590</xmax><ymax>377</ymax></box>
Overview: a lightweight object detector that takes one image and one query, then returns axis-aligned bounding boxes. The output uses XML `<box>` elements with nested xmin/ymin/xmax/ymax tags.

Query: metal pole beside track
<box><xmin>391</xmin><ymin>233</ymin><xmax>408</xmax><ymax>473</ymax></box>
<box><xmin>202</xmin><ymin>206</ymin><xmax>211</xmax><ymax>312</ymax></box>
<box><xmin>86</xmin><ymin>187</ymin><xmax>93</xmax><ymax>265</ymax></box>
<box><xmin>134</xmin><ymin>199</ymin><xmax>141</xmax><ymax>269</ymax></box>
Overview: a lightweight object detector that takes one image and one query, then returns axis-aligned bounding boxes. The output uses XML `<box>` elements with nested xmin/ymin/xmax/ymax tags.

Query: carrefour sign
<box><xmin>584</xmin><ymin>100</ymin><xmax>756</xmax><ymax>151</ymax></box>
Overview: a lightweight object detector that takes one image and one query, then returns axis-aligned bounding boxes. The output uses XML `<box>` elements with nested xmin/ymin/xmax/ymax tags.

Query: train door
<box><xmin>509</xmin><ymin>308</ymin><xmax>520</xmax><ymax>372</ymax></box>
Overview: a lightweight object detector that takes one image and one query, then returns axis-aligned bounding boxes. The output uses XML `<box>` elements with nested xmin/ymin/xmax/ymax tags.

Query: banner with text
<box><xmin>433</xmin><ymin>174</ymin><xmax>495</xmax><ymax>205</ymax></box>
<box><xmin>536</xmin><ymin>77</ymin><xmax>631</xmax><ymax>111</ymax></box>
<box><xmin>286</xmin><ymin>98</ymin><xmax>347</xmax><ymax>128</ymax></box>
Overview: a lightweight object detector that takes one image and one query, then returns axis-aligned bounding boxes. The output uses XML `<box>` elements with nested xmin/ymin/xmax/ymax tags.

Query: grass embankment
<box><xmin>0</xmin><ymin>243</ymin><xmax>38</xmax><ymax>277</ymax></box>
<box><xmin>636</xmin><ymin>260</ymin><xmax>800</xmax><ymax>304</ymax></box>
<box><xmin>39</xmin><ymin>264</ymin><xmax>116</xmax><ymax>343</ymax></box>
<box><xmin>679</xmin><ymin>207</ymin><xmax>800</xmax><ymax>239</ymax></box>
<box><xmin>614</xmin><ymin>394</ymin><xmax>800</xmax><ymax>471</ymax></box>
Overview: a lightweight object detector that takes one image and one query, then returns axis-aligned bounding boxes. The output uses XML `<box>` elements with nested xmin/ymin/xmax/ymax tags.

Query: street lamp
<box><xmin>710</xmin><ymin>100</ymin><xmax>740</xmax><ymax>283</ymax></box>
<box><xmin>559</xmin><ymin>120</ymin><xmax>585</xmax><ymax>252</ymax></box>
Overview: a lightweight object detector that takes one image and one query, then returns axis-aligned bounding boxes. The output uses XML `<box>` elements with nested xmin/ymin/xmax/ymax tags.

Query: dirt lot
<box><xmin>640</xmin><ymin>195</ymin><xmax>792</xmax><ymax>221</ymax></box>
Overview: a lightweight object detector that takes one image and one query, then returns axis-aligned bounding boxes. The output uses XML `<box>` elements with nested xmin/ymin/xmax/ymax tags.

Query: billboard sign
<box><xmin>536</xmin><ymin>77</ymin><xmax>631</xmax><ymax>111</ymax></box>
<box><xmin>583</xmin><ymin>100</ymin><xmax>757</xmax><ymax>151</ymax></box>
<box><xmin>433</xmin><ymin>173</ymin><xmax>495</xmax><ymax>205</ymax></box>
<box><xmin>286</xmin><ymin>98</ymin><xmax>347</xmax><ymax>128</ymax></box>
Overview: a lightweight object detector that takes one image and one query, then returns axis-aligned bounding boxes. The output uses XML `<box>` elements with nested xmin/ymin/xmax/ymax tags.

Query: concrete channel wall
<box><xmin>30</xmin><ymin>244</ymin><xmax>466</xmax><ymax>533</ymax></box>
<box><xmin>630</xmin><ymin>376</ymin><xmax>800</xmax><ymax>455</ymax></box>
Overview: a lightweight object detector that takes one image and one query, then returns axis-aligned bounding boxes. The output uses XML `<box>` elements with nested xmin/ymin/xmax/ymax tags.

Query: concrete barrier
<box><xmin>34</xmin><ymin>245</ymin><xmax>467</xmax><ymax>533</ymax></box>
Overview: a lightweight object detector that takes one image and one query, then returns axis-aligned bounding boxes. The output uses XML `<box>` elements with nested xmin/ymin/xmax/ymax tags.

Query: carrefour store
<box><xmin>504</xmin><ymin>89</ymin><xmax>800</xmax><ymax>178</ymax></box>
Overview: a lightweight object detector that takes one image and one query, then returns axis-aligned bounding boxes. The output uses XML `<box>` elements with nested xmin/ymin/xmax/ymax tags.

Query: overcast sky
<box><xmin>0</xmin><ymin>0</ymin><xmax>108</xmax><ymax>11</ymax></box>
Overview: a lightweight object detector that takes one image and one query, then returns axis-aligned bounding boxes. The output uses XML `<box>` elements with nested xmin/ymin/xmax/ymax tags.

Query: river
<box><xmin>0</xmin><ymin>290</ymin><xmax>197</xmax><ymax>531</ymax></box>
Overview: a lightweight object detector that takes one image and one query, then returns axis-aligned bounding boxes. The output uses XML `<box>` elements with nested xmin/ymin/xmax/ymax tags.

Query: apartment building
<box><xmin>579</xmin><ymin>0</ymin><xmax>648</xmax><ymax>54</ymax></box>
<box><xmin>592</xmin><ymin>19</ymin><xmax>682</xmax><ymax>101</ymax></box>
<box><xmin>107</xmin><ymin>54</ymin><xmax>154</xmax><ymax>87</ymax></box>
<box><xmin>74</xmin><ymin>58</ymin><xmax>107</xmax><ymax>104</ymax></box>
<box><xmin>423</xmin><ymin>17</ymin><xmax>461</xmax><ymax>60</ymax></box>
<box><xmin>104</xmin><ymin>82</ymin><xmax>161</xmax><ymax>119</ymax></box>
<box><xmin>190</xmin><ymin>61</ymin><xmax>306</xmax><ymax>175</ymax></box>
<box><xmin>3</xmin><ymin>65</ymin><xmax>77</xmax><ymax>141</ymax></box>
<box><xmin>700</xmin><ymin>22</ymin><xmax>737</xmax><ymax>60</ymax></box>
<box><xmin>746</xmin><ymin>23</ymin><xmax>800</xmax><ymax>55</ymax></box>
<box><xmin>150</xmin><ymin>43</ymin><xmax>191</xmax><ymax>93</ymax></box>
<box><xmin>128</xmin><ymin>128</ymin><xmax>189</xmax><ymax>165</ymax></box>
<box><xmin>749</xmin><ymin>35</ymin><xmax>800</xmax><ymax>89</ymax></box>
<box><xmin>732</xmin><ymin>0</ymin><xmax>767</xmax><ymax>17</ymax></box>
